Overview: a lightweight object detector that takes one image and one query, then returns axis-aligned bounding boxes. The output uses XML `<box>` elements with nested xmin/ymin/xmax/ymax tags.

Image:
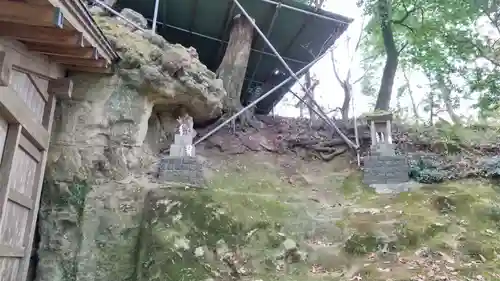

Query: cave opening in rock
<box><xmin>144</xmin><ymin>104</ymin><xmax>179</xmax><ymax>155</ymax></box>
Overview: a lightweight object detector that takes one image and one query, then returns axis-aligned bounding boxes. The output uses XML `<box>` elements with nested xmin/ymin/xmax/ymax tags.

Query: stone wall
<box><xmin>363</xmin><ymin>155</ymin><xmax>410</xmax><ymax>185</ymax></box>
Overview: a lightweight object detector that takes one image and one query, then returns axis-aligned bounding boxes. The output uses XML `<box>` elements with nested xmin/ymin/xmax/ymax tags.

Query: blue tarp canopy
<box><xmin>114</xmin><ymin>0</ymin><xmax>352</xmax><ymax>114</ymax></box>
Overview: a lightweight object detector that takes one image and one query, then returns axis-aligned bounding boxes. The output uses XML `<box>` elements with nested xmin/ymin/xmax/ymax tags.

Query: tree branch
<box><xmin>331</xmin><ymin>50</ymin><xmax>345</xmax><ymax>85</ymax></box>
<box><xmin>398</xmin><ymin>41</ymin><xmax>409</xmax><ymax>54</ymax></box>
<box><xmin>396</xmin><ymin>22</ymin><xmax>415</xmax><ymax>33</ymax></box>
<box><xmin>393</xmin><ymin>6</ymin><xmax>417</xmax><ymax>24</ymax></box>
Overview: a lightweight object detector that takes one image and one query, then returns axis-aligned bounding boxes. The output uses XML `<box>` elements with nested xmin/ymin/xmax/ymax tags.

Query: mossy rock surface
<box><xmin>37</xmin><ymin>155</ymin><xmax>350</xmax><ymax>281</ymax></box>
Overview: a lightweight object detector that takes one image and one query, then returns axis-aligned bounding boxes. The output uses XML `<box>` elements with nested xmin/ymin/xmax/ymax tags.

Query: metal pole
<box><xmin>151</xmin><ymin>0</ymin><xmax>160</xmax><ymax>34</ymax></box>
<box><xmin>93</xmin><ymin>0</ymin><xmax>308</xmax><ymax>66</ymax></box>
<box><xmin>195</xmin><ymin>43</ymin><xmax>340</xmax><ymax>146</ymax></box>
<box><xmin>232</xmin><ymin>0</ymin><xmax>357</xmax><ymax>149</ymax></box>
<box><xmin>246</xmin><ymin>3</ymin><xmax>281</xmax><ymax>93</ymax></box>
<box><xmin>92</xmin><ymin>0</ymin><xmax>147</xmax><ymax>32</ymax></box>
<box><xmin>143</xmin><ymin>18</ymin><xmax>308</xmax><ymax>65</ymax></box>
<box><xmin>259</xmin><ymin>0</ymin><xmax>352</xmax><ymax>24</ymax></box>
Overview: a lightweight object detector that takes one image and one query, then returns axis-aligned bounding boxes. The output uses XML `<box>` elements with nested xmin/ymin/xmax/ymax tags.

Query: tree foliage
<box><xmin>359</xmin><ymin>0</ymin><xmax>500</xmax><ymax>122</ymax></box>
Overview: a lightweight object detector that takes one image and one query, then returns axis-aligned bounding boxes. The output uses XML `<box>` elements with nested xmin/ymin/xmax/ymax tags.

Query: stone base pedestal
<box><xmin>157</xmin><ymin>156</ymin><xmax>205</xmax><ymax>188</ymax></box>
<box><xmin>169</xmin><ymin>144</ymin><xmax>195</xmax><ymax>157</ymax></box>
<box><xmin>363</xmin><ymin>155</ymin><xmax>410</xmax><ymax>185</ymax></box>
<box><xmin>370</xmin><ymin>143</ymin><xmax>396</xmax><ymax>156</ymax></box>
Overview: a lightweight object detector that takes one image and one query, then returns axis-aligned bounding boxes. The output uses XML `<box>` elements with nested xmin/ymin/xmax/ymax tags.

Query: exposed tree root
<box><xmin>319</xmin><ymin>147</ymin><xmax>348</xmax><ymax>161</ymax></box>
<box><xmin>222</xmin><ymin>109</ymin><xmax>260</xmax><ymax>133</ymax></box>
<box><xmin>287</xmin><ymin>137</ymin><xmax>351</xmax><ymax>161</ymax></box>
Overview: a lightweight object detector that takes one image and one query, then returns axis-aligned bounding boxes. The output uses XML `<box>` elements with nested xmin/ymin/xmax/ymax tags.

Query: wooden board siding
<box><xmin>10</xmin><ymin>70</ymin><xmax>48</xmax><ymax>123</ymax></box>
<box><xmin>0</xmin><ymin>37</ymin><xmax>60</xmax><ymax>281</ymax></box>
<box><xmin>0</xmin><ymin>258</ymin><xmax>21</xmax><ymax>281</ymax></box>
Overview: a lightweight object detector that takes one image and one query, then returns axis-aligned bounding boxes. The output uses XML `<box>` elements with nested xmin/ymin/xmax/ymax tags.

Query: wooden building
<box><xmin>0</xmin><ymin>0</ymin><xmax>118</xmax><ymax>280</ymax></box>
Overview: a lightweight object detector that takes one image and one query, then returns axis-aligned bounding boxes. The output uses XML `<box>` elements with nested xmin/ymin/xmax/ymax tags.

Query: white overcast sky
<box><xmin>274</xmin><ymin>0</ymin><xmax>484</xmax><ymax>121</ymax></box>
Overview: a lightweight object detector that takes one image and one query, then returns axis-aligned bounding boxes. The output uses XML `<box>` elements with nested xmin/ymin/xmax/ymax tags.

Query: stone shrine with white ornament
<box><xmin>362</xmin><ymin>112</ymin><xmax>410</xmax><ymax>186</ymax></box>
<box><xmin>157</xmin><ymin>111</ymin><xmax>204</xmax><ymax>188</ymax></box>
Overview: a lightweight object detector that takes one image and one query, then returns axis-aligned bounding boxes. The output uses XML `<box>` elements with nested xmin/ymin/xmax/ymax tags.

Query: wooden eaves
<box><xmin>0</xmin><ymin>0</ymin><xmax>119</xmax><ymax>76</ymax></box>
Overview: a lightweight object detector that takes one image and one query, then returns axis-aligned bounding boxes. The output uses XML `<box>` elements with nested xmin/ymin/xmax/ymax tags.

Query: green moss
<box><xmin>136</xmin><ymin>188</ymin><xmax>291</xmax><ymax>281</ymax></box>
<box><xmin>340</xmin><ymin>172</ymin><xmax>375</xmax><ymax>200</ymax></box>
<box><xmin>42</xmin><ymin>178</ymin><xmax>92</xmax><ymax>212</ymax></box>
<box><xmin>208</xmin><ymin>168</ymin><xmax>289</xmax><ymax>195</ymax></box>
<box><xmin>344</xmin><ymin>232</ymin><xmax>383</xmax><ymax>255</ymax></box>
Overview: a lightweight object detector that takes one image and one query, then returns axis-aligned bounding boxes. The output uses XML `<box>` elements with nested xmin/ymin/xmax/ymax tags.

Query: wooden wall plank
<box><xmin>0</xmin><ymin>124</ymin><xmax>22</xmax><ymax>232</ymax></box>
<box><xmin>0</xmin><ymin>257</ymin><xmax>21</xmax><ymax>281</ymax></box>
<box><xmin>18</xmin><ymin>135</ymin><xmax>42</xmax><ymax>163</ymax></box>
<box><xmin>0</xmin><ymin>245</ymin><xmax>24</xmax><ymax>258</ymax></box>
<box><xmin>10</xmin><ymin>70</ymin><xmax>47</xmax><ymax>123</ymax></box>
<box><xmin>8</xmin><ymin>146</ymin><xmax>38</xmax><ymax>197</ymax></box>
<box><xmin>7</xmin><ymin>191</ymin><xmax>33</xmax><ymax>210</ymax></box>
<box><xmin>0</xmin><ymin>1</ymin><xmax>64</xmax><ymax>28</ymax></box>
<box><xmin>0</xmin><ymin>34</ymin><xmax>62</xmax><ymax>281</ymax></box>
<box><xmin>17</xmin><ymin>92</ymin><xmax>57</xmax><ymax>281</ymax></box>
<box><xmin>0</xmin><ymin>201</ymin><xmax>30</xmax><ymax>250</ymax></box>
<box><xmin>0</xmin><ymin>87</ymin><xmax>49</xmax><ymax>150</ymax></box>
<box><xmin>0</xmin><ymin>38</ymin><xmax>65</xmax><ymax>80</ymax></box>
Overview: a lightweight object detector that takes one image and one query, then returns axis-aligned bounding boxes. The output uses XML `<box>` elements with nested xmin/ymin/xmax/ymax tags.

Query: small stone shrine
<box><xmin>157</xmin><ymin>111</ymin><xmax>205</xmax><ymax>187</ymax></box>
<box><xmin>363</xmin><ymin>112</ymin><xmax>410</xmax><ymax>186</ymax></box>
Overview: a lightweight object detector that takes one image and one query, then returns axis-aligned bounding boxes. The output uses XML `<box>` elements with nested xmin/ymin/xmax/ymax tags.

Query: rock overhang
<box><xmin>92</xmin><ymin>12</ymin><xmax>226</xmax><ymax>123</ymax></box>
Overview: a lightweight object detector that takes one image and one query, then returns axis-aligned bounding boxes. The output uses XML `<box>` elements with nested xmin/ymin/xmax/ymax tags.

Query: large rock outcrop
<box><xmin>36</xmin><ymin>11</ymin><xmax>226</xmax><ymax>281</ymax></box>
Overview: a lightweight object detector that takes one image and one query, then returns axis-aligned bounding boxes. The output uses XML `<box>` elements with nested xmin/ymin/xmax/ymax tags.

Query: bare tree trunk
<box><xmin>403</xmin><ymin>71</ymin><xmax>420</xmax><ymax>122</ymax></box>
<box><xmin>436</xmin><ymin>73</ymin><xmax>461</xmax><ymax>125</ymax></box>
<box><xmin>216</xmin><ymin>14</ymin><xmax>256</xmax><ymax>128</ymax></box>
<box><xmin>331</xmin><ymin>51</ymin><xmax>351</xmax><ymax>124</ymax></box>
<box><xmin>340</xmin><ymin>83</ymin><xmax>351</xmax><ymax>124</ymax></box>
<box><xmin>375</xmin><ymin>0</ymin><xmax>400</xmax><ymax>111</ymax></box>
<box><xmin>305</xmin><ymin>71</ymin><xmax>316</xmax><ymax>124</ymax></box>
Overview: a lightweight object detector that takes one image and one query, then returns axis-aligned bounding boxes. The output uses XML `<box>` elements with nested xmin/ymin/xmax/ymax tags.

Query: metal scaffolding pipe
<box><xmin>94</xmin><ymin>0</ymin><xmax>308</xmax><ymax>66</ymax></box>
<box><xmin>143</xmin><ymin>18</ymin><xmax>307</xmax><ymax>65</ymax></box>
<box><xmin>246</xmin><ymin>2</ymin><xmax>281</xmax><ymax>93</ymax></box>
<box><xmin>232</xmin><ymin>0</ymin><xmax>358</xmax><ymax>149</ymax></box>
<box><xmin>259</xmin><ymin>0</ymin><xmax>351</xmax><ymax>24</ymax></box>
<box><xmin>194</xmin><ymin>43</ymin><xmax>337</xmax><ymax>146</ymax></box>
<box><xmin>93</xmin><ymin>0</ymin><xmax>147</xmax><ymax>32</ymax></box>
<box><xmin>151</xmin><ymin>0</ymin><xmax>160</xmax><ymax>34</ymax></box>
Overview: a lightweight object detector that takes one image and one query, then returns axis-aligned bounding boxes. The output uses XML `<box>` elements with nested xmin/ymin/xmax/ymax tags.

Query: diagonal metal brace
<box><xmin>231</xmin><ymin>0</ymin><xmax>357</xmax><ymax>149</ymax></box>
<box><xmin>194</xmin><ymin>42</ymin><xmax>348</xmax><ymax>146</ymax></box>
